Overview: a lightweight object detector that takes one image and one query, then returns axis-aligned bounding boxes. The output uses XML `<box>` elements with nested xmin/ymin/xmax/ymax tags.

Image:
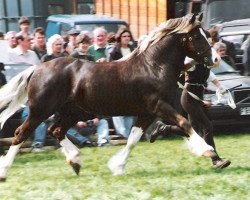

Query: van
<box><xmin>45</xmin><ymin>14</ymin><xmax>130</xmax><ymax>39</ymax></box>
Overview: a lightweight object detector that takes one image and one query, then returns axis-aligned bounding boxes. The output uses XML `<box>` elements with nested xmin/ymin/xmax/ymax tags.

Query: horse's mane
<box><xmin>120</xmin><ymin>14</ymin><xmax>200</xmax><ymax>62</ymax></box>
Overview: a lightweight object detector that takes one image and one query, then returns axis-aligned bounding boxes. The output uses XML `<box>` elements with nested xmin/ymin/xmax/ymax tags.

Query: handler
<box><xmin>149</xmin><ymin>59</ymin><xmax>231</xmax><ymax>169</ymax></box>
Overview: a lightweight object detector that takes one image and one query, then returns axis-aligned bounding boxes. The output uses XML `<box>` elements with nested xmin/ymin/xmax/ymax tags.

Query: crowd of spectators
<box><xmin>0</xmin><ymin>16</ymin><xmax>249</xmax><ymax>153</ymax></box>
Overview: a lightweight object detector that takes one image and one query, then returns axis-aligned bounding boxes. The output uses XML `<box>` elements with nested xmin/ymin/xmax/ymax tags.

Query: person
<box><xmin>109</xmin><ymin>28</ymin><xmax>136</xmax><ymax>138</ymax></box>
<box><xmin>208</xmin><ymin>25</ymin><xmax>236</xmax><ymax>62</ymax></box>
<box><xmin>18</xmin><ymin>16</ymin><xmax>31</xmax><ymax>36</ymax></box>
<box><xmin>31</xmin><ymin>27</ymin><xmax>47</xmax><ymax>60</ymax></box>
<box><xmin>88</xmin><ymin>27</ymin><xmax>113</xmax><ymax>62</ymax></box>
<box><xmin>0</xmin><ymin>32</ymin><xmax>4</xmax><ymax>40</ymax></box>
<box><xmin>69</xmin><ymin>116</ymin><xmax>110</xmax><ymax>147</ymax></box>
<box><xmin>21</xmin><ymin>106</ymin><xmax>49</xmax><ymax>152</ymax></box>
<box><xmin>241</xmin><ymin>35</ymin><xmax>250</xmax><ymax>76</ymax></box>
<box><xmin>41</xmin><ymin>34</ymin><xmax>67</xmax><ymax>62</ymax></box>
<box><xmin>7</xmin><ymin>32</ymin><xmax>40</xmax><ymax>65</ymax></box>
<box><xmin>213</xmin><ymin>42</ymin><xmax>236</xmax><ymax>68</ymax></box>
<box><xmin>149</xmin><ymin>59</ymin><xmax>231</xmax><ymax>169</ymax></box>
<box><xmin>70</xmin><ymin>33</ymin><xmax>94</xmax><ymax>61</ymax></box>
<box><xmin>0</xmin><ymin>62</ymin><xmax>7</xmax><ymax>87</ymax></box>
<box><xmin>5</xmin><ymin>31</ymin><xmax>17</xmax><ymax>50</ymax></box>
<box><xmin>67</xmin><ymin>28</ymin><xmax>80</xmax><ymax>55</ymax></box>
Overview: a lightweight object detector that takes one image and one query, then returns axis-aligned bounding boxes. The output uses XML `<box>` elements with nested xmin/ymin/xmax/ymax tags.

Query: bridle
<box><xmin>181</xmin><ymin>28</ymin><xmax>212</xmax><ymax>65</ymax></box>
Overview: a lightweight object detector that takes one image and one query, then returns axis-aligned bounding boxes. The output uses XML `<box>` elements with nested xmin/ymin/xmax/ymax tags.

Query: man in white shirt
<box><xmin>7</xmin><ymin>32</ymin><xmax>40</xmax><ymax>65</ymax></box>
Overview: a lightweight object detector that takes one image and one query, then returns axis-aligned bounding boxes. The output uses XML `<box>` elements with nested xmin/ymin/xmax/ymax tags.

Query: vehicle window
<box><xmin>75</xmin><ymin>24</ymin><xmax>128</xmax><ymax>34</ymax></box>
<box><xmin>211</xmin><ymin>60</ymin><xmax>236</xmax><ymax>74</ymax></box>
<box><xmin>46</xmin><ymin>22</ymin><xmax>60</xmax><ymax>38</ymax></box>
<box><xmin>77</xmin><ymin>3</ymin><xmax>94</xmax><ymax>14</ymax></box>
<box><xmin>48</xmin><ymin>4</ymin><xmax>64</xmax><ymax>15</ymax></box>
<box><xmin>3</xmin><ymin>64</ymin><xmax>32</xmax><ymax>82</ymax></box>
<box><xmin>61</xmin><ymin>23</ymin><xmax>72</xmax><ymax>36</ymax></box>
<box><xmin>207</xmin><ymin>0</ymin><xmax>250</xmax><ymax>26</ymax></box>
<box><xmin>222</xmin><ymin>35</ymin><xmax>245</xmax><ymax>45</ymax></box>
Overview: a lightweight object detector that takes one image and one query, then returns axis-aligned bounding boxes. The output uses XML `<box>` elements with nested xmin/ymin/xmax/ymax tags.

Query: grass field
<box><xmin>0</xmin><ymin>133</ymin><xmax>249</xmax><ymax>200</ymax></box>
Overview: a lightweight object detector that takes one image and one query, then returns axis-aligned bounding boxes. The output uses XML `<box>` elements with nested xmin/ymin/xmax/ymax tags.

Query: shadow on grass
<box><xmin>128</xmin><ymin>166</ymin><xmax>250</xmax><ymax>178</ymax></box>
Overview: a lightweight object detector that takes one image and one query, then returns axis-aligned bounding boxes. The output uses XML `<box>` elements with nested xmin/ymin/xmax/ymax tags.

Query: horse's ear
<box><xmin>198</xmin><ymin>13</ymin><xmax>203</xmax><ymax>22</ymax></box>
<box><xmin>189</xmin><ymin>14</ymin><xmax>196</xmax><ymax>24</ymax></box>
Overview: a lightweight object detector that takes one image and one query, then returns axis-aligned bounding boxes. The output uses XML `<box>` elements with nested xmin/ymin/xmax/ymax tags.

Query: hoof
<box><xmin>202</xmin><ymin>150</ymin><xmax>217</xmax><ymax>158</ymax></box>
<box><xmin>70</xmin><ymin>162</ymin><xmax>81</xmax><ymax>175</ymax></box>
<box><xmin>0</xmin><ymin>177</ymin><xmax>6</xmax><ymax>182</ymax></box>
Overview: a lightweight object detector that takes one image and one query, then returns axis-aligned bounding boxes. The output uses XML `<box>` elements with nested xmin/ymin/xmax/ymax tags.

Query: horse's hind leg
<box><xmin>153</xmin><ymin>100</ymin><xmax>216</xmax><ymax>157</ymax></box>
<box><xmin>0</xmin><ymin>116</ymin><xmax>42</xmax><ymax>181</ymax></box>
<box><xmin>108</xmin><ymin>116</ymin><xmax>154</xmax><ymax>175</ymax></box>
<box><xmin>47</xmin><ymin>105</ymin><xmax>84</xmax><ymax>175</ymax></box>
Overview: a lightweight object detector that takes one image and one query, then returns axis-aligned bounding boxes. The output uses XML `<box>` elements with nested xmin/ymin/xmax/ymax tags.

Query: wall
<box><xmin>95</xmin><ymin>0</ymin><xmax>167</xmax><ymax>40</ymax></box>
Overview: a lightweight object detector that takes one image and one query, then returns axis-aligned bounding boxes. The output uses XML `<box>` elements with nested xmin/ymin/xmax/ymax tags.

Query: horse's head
<box><xmin>181</xmin><ymin>13</ymin><xmax>220</xmax><ymax>67</ymax></box>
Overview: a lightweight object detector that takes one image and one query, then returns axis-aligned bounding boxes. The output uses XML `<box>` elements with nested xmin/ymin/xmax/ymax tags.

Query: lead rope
<box><xmin>177</xmin><ymin>82</ymin><xmax>204</xmax><ymax>102</ymax></box>
<box><xmin>177</xmin><ymin>82</ymin><xmax>237</xmax><ymax>109</ymax></box>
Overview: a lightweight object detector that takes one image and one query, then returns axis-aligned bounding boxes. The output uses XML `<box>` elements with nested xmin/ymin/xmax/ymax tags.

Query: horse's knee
<box><xmin>178</xmin><ymin>118</ymin><xmax>192</xmax><ymax>133</ymax></box>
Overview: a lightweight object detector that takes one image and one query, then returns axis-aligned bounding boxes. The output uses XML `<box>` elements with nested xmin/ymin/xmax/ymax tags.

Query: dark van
<box><xmin>45</xmin><ymin>14</ymin><xmax>130</xmax><ymax>39</ymax></box>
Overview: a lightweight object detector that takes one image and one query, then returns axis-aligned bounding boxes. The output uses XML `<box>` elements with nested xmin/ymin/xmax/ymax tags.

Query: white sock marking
<box><xmin>186</xmin><ymin>129</ymin><xmax>214</xmax><ymax>156</ymax></box>
<box><xmin>60</xmin><ymin>136</ymin><xmax>81</xmax><ymax>165</ymax></box>
<box><xmin>108</xmin><ymin>127</ymin><xmax>143</xmax><ymax>175</ymax></box>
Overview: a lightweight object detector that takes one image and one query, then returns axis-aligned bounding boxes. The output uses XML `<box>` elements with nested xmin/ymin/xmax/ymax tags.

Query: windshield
<box><xmin>207</xmin><ymin>0</ymin><xmax>250</xmax><ymax>26</ymax></box>
<box><xmin>211</xmin><ymin>60</ymin><xmax>236</xmax><ymax>74</ymax></box>
<box><xmin>75</xmin><ymin>24</ymin><xmax>128</xmax><ymax>34</ymax></box>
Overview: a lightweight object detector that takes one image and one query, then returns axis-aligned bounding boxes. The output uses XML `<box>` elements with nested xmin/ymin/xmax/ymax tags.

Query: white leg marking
<box><xmin>186</xmin><ymin>128</ymin><xmax>214</xmax><ymax>156</ymax></box>
<box><xmin>60</xmin><ymin>136</ymin><xmax>81</xmax><ymax>165</ymax></box>
<box><xmin>0</xmin><ymin>143</ymin><xmax>23</xmax><ymax>180</ymax></box>
<box><xmin>108</xmin><ymin>127</ymin><xmax>143</xmax><ymax>175</ymax></box>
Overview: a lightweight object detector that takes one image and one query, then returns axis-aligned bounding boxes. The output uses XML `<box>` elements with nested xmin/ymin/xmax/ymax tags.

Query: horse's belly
<box><xmin>77</xmin><ymin>95</ymin><xmax>144</xmax><ymax>116</ymax></box>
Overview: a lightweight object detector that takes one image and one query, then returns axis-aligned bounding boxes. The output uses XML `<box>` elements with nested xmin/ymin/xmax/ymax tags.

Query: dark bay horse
<box><xmin>0</xmin><ymin>14</ymin><xmax>220</xmax><ymax>180</ymax></box>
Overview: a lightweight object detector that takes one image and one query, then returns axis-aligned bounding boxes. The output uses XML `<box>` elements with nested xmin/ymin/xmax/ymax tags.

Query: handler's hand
<box><xmin>76</xmin><ymin>121</ymin><xmax>87</xmax><ymax>128</ymax></box>
<box><xmin>202</xmin><ymin>100</ymin><xmax>212</xmax><ymax>108</ymax></box>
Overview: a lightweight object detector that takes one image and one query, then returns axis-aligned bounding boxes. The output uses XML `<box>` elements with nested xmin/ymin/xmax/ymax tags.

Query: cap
<box><xmin>76</xmin><ymin>33</ymin><xmax>91</xmax><ymax>44</ymax></box>
<box><xmin>67</xmin><ymin>29</ymin><xmax>80</xmax><ymax>35</ymax></box>
<box><xmin>19</xmin><ymin>16</ymin><xmax>30</xmax><ymax>25</ymax></box>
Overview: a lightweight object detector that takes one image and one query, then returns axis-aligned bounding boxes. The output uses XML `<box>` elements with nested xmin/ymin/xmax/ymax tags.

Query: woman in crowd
<box><xmin>41</xmin><ymin>34</ymin><xmax>67</xmax><ymax>62</ymax></box>
<box><xmin>109</xmin><ymin>28</ymin><xmax>136</xmax><ymax>138</ymax></box>
<box><xmin>70</xmin><ymin>33</ymin><xmax>94</xmax><ymax>61</ymax></box>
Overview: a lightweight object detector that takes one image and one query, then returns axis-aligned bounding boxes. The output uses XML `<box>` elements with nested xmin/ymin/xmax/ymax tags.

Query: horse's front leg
<box><xmin>108</xmin><ymin>116</ymin><xmax>153</xmax><ymax>175</ymax></box>
<box><xmin>47</xmin><ymin>115</ymin><xmax>82</xmax><ymax>175</ymax></box>
<box><xmin>154</xmin><ymin>100</ymin><xmax>216</xmax><ymax>158</ymax></box>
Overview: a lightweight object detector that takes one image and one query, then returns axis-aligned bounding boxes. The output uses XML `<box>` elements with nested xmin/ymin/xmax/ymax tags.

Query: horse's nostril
<box><xmin>214</xmin><ymin>58</ymin><xmax>218</xmax><ymax>62</ymax></box>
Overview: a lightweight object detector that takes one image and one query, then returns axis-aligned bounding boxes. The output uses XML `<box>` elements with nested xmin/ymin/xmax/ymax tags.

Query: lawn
<box><xmin>0</xmin><ymin>133</ymin><xmax>249</xmax><ymax>200</ymax></box>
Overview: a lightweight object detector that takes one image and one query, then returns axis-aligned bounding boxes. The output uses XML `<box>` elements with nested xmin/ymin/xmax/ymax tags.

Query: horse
<box><xmin>0</xmin><ymin>13</ymin><xmax>220</xmax><ymax>180</ymax></box>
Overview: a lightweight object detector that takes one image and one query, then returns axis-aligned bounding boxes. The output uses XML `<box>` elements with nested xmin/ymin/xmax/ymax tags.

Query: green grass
<box><xmin>0</xmin><ymin>133</ymin><xmax>249</xmax><ymax>200</ymax></box>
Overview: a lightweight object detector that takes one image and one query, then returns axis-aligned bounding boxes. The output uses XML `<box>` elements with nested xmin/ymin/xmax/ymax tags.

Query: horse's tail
<box><xmin>0</xmin><ymin>65</ymin><xmax>36</xmax><ymax>128</ymax></box>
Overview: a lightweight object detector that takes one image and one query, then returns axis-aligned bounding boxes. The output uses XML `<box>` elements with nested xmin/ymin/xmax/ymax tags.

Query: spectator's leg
<box><xmin>96</xmin><ymin>119</ymin><xmax>109</xmax><ymax>146</ymax></box>
<box><xmin>31</xmin><ymin>122</ymin><xmax>47</xmax><ymax>149</ymax></box>
<box><xmin>66</xmin><ymin>128</ymin><xmax>92</xmax><ymax>147</ymax></box>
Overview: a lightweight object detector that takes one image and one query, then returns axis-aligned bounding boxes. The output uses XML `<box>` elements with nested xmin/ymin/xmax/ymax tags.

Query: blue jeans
<box><xmin>67</xmin><ymin>118</ymin><xmax>109</xmax><ymax>145</ymax></box>
<box><xmin>21</xmin><ymin>106</ymin><xmax>47</xmax><ymax>147</ymax></box>
<box><xmin>112</xmin><ymin>116</ymin><xmax>136</xmax><ymax>138</ymax></box>
<box><xmin>96</xmin><ymin>119</ymin><xmax>109</xmax><ymax>144</ymax></box>
<box><xmin>66</xmin><ymin>128</ymin><xmax>90</xmax><ymax>146</ymax></box>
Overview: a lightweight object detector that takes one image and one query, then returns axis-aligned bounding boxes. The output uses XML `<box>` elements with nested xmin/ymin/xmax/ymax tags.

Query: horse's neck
<box><xmin>141</xmin><ymin>35</ymin><xmax>186</xmax><ymax>77</ymax></box>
